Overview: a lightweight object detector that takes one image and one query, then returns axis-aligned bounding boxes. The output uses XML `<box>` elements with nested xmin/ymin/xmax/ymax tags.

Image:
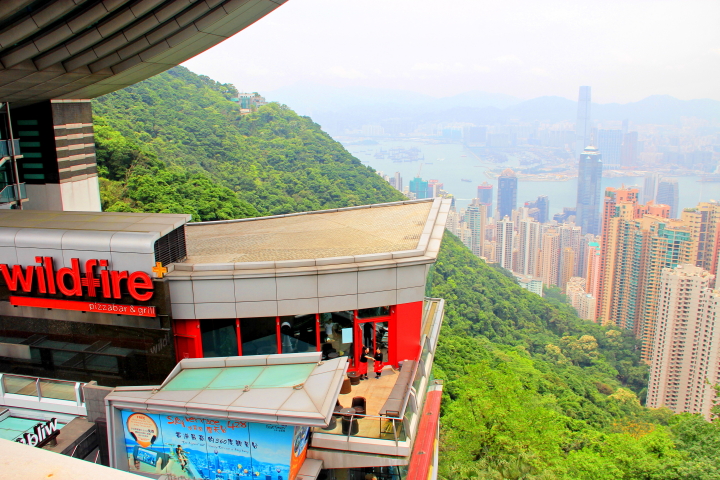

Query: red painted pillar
<box><xmin>173</xmin><ymin>319</ymin><xmax>203</xmax><ymax>361</ymax></box>
<box><xmin>390</xmin><ymin>301</ymin><xmax>423</xmax><ymax>366</ymax></box>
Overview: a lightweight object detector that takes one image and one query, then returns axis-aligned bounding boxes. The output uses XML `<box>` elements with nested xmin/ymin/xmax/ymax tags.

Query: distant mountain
<box><xmin>593</xmin><ymin>95</ymin><xmax>720</xmax><ymax>124</ymax></box>
<box><xmin>265</xmin><ymin>83</ymin><xmax>720</xmax><ymax>134</ymax></box>
<box><xmin>266</xmin><ymin>84</ymin><xmax>521</xmax><ymax>116</ymax></box>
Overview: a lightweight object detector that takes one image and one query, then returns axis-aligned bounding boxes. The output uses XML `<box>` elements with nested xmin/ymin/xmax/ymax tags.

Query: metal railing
<box><xmin>0</xmin><ymin>139</ymin><xmax>20</xmax><ymax>158</ymax></box>
<box><xmin>0</xmin><ymin>373</ymin><xmax>85</xmax><ymax>406</ymax></box>
<box><xmin>0</xmin><ymin>182</ymin><xmax>26</xmax><ymax>203</ymax></box>
<box><xmin>312</xmin><ymin>412</ymin><xmax>406</xmax><ymax>442</ymax></box>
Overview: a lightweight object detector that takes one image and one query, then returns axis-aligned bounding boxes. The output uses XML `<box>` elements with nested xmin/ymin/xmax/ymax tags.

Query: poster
<box><xmin>120</xmin><ymin>409</ymin><xmax>309</xmax><ymax>480</ymax></box>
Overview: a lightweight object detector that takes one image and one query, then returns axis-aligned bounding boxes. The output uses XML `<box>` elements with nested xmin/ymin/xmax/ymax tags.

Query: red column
<box><xmin>276</xmin><ymin>317</ymin><xmax>282</xmax><ymax>354</ymax></box>
<box><xmin>389</xmin><ymin>301</ymin><xmax>423</xmax><ymax>366</ymax></box>
<box><xmin>173</xmin><ymin>319</ymin><xmax>202</xmax><ymax>361</ymax></box>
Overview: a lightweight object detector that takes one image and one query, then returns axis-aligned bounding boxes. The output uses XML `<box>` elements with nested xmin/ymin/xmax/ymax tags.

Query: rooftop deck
<box><xmin>184</xmin><ymin>200</ymin><xmax>434</xmax><ymax>264</ymax></box>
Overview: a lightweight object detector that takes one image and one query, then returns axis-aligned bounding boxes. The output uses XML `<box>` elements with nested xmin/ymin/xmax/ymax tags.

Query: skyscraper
<box><xmin>409</xmin><ymin>177</ymin><xmax>429</xmax><ymax>199</ymax></box>
<box><xmin>464</xmin><ymin>204</ymin><xmax>486</xmax><ymax>258</ymax></box>
<box><xmin>646</xmin><ymin>265</ymin><xmax>720</xmax><ymax>420</ymax></box>
<box><xmin>497</xmin><ymin>169</ymin><xmax>518</xmax><ymax>220</ymax></box>
<box><xmin>656</xmin><ymin>178</ymin><xmax>679</xmax><ymax>218</ymax></box>
<box><xmin>539</xmin><ymin>229</ymin><xmax>561</xmax><ymax>287</ymax></box>
<box><xmin>496</xmin><ymin>216</ymin><xmax>514</xmax><ymax>270</ymax></box>
<box><xmin>393</xmin><ymin>172</ymin><xmax>403</xmax><ymax>192</ymax></box>
<box><xmin>575</xmin><ymin>86</ymin><xmax>592</xmax><ymax>157</ymax></box>
<box><xmin>621</xmin><ymin>131</ymin><xmax>638</xmax><ymax>167</ymax></box>
<box><xmin>516</xmin><ymin>218</ymin><xmax>541</xmax><ymax>276</ymax></box>
<box><xmin>477</xmin><ymin>182</ymin><xmax>493</xmax><ymax>217</ymax></box>
<box><xmin>682</xmin><ymin>202</ymin><xmax>720</xmax><ymax>275</ymax></box>
<box><xmin>643</xmin><ymin>173</ymin><xmax>660</xmax><ymax>204</ymax></box>
<box><xmin>597</xmin><ymin>129</ymin><xmax>623</xmax><ymax>170</ymax></box>
<box><xmin>525</xmin><ymin>195</ymin><xmax>549</xmax><ymax>224</ymax></box>
<box><xmin>575</xmin><ymin>146</ymin><xmax>603</xmax><ymax>235</ymax></box>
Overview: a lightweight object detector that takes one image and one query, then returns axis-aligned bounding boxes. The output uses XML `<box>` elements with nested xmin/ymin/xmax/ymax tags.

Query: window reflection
<box><xmin>240</xmin><ymin>317</ymin><xmax>278</xmax><ymax>355</ymax></box>
<box><xmin>279</xmin><ymin>314</ymin><xmax>317</xmax><ymax>353</ymax></box>
<box><xmin>201</xmin><ymin>319</ymin><xmax>238</xmax><ymax>357</ymax></box>
<box><xmin>320</xmin><ymin>311</ymin><xmax>354</xmax><ymax>364</ymax></box>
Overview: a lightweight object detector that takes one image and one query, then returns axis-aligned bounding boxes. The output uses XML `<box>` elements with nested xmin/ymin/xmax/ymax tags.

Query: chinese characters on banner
<box><xmin>121</xmin><ymin>410</ymin><xmax>310</xmax><ymax>480</ymax></box>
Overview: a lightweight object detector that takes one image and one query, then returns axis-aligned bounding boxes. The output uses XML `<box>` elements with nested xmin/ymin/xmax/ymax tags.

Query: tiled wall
<box><xmin>169</xmin><ymin>264</ymin><xmax>431</xmax><ymax>319</ymax></box>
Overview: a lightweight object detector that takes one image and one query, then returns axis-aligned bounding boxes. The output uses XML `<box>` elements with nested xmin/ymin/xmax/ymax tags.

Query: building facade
<box><xmin>496</xmin><ymin>169</ymin><xmax>517</xmax><ymax>220</ymax></box>
<box><xmin>0</xmin><ymin>199</ymin><xmax>450</xmax><ymax>479</ymax></box>
<box><xmin>647</xmin><ymin>265</ymin><xmax>720</xmax><ymax>420</ymax></box>
<box><xmin>575</xmin><ymin>86</ymin><xmax>592</xmax><ymax>157</ymax></box>
<box><xmin>575</xmin><ymin>146</ymin><xmax>603</xmax><ymax>235</ymax></box>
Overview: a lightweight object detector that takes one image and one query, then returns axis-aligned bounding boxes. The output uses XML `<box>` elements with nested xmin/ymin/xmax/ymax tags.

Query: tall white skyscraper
<box><xmin>496</xmin><ymin>217</ymin><xmax>514</xmax><ymax>270</ymax></box>
<box><xmin>465</xmin><ymin>204</ymin><xmax>486</xmax><ymax>258</ymax></box>
<box><xmin>575</xmin><ymin>86</ymin><xmax>592</xmax><ymax>157</ymax></box>
<box><xmin>516</xmin><ymin>218</ymin><xmax>541</xmax><ymax>276</ymax></box>
<box><xmin>647</xmin><ymin>265</ymin><xmax>720</xmax><ymax>420</ymax></box>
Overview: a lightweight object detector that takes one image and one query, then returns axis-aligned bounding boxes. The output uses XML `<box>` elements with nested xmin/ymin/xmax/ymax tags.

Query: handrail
<box><xmin>0</xmin><ymin>182</ymin><xmax>26</xmax><ymax>203</ymax></box>
<box><xmin>1</xmin><ymin>372</ymin><xmax>77</xmax><ymax>385</ymax></box>
<box><xmin>1</xmin><ymin>372</ymin><xmax>86</xmax><ymax>406</ymax></box>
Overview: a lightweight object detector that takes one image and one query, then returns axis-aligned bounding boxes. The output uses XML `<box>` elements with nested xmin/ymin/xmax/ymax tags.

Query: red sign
<box><xmin>10</xmin><ymin>296</ymin><xmax>157</xmax><ymax>317</ymax></box>
<box><xmin>0</xmin><ymin>257</ymin><xmax>153</xmax><ymax>301</ymax></box>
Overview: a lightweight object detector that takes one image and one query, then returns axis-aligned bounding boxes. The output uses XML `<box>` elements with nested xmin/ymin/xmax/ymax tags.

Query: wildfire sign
<box><xmin>1</xmin><ymin>257</ymin><xmax>157</xmax><ymax>317</ymax></box>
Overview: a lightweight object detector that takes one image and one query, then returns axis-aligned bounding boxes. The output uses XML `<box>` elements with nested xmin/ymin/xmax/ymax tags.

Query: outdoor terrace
<box><xmin>309</xmin><ymin>298</ymin><xmax>444</xmax><ymax>457</ymax></box>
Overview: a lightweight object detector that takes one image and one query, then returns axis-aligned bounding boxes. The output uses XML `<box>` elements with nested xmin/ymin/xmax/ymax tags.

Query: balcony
<box><xmin>0</xmin><ymin>183</ymin><xmax>27</xmax><ymax>204</ymax></box>
<box><xmin>310</xmin><ymin>297</ymin><xmax>445</xmax><ymax>457</ymax></box>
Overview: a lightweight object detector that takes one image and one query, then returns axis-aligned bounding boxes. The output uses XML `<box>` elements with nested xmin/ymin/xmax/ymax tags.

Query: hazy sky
<box><xmin>183</xmin><ymin>0</ymin><xmax>720</xmax><ymax>103</ymax></box>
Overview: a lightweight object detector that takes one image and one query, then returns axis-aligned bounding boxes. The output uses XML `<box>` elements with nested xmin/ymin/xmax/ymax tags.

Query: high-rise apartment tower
<box><xmin>647</xmin><ymin>265</ymin><xmax>720</xmax><ymax>420</ymax></box>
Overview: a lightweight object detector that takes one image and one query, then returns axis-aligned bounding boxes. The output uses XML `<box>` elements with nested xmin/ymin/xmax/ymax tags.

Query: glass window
<box><xmin>23</xmin><ymin>173</ymin><xmax>45</xmax><ymax>180</ymax></box>
<box><xmin>279</xmin><ymin>314</ymin><xmax>317</xmax><ymax>354</ymax></box>
<box><xmin>17</xmin><ymin>120</ymin><xmax>38</xmax><ymax>126</ymax></box>
<box><xmin>240</xmin><ymin>317</ymin><xmax>278</xmax><ymax>356</ymax></box>
<box><xmin>22</xmin><ymin>152</ymin><xmax>41</xmax><ymax>158</ymax></box>
<box><xmin>357</xmin><ymin>306</ymin><xmax>390</xmax><ymax>319</ymax></box>
<box><xmin>319</xmin><ymin>311</ymin><xmax>354</xmax><ymax>364</ymax></box>
<box><xmin>201</xmin><ymin>319</ymin><xmax>238</xmax><ymax>357</ymax></box>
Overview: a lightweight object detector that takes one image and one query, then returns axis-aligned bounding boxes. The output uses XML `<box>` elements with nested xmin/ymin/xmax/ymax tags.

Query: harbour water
<box><xmin>341</xmin><ymin>138</ymin><xmax>719</xmax><ymax>216</ymax></box>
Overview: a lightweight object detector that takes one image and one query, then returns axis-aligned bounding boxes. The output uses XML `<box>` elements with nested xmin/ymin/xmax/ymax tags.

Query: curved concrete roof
<box><xmin>0</xmin><ymin>0</ymin><xmax>286</xmax><ymax>107</ymax></box>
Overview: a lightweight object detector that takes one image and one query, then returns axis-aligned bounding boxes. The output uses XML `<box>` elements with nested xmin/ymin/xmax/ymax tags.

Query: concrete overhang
<box><xmin>0</xmin><ymin>0</ymin><xmax>287</xmax><ymax>107</ymax></box>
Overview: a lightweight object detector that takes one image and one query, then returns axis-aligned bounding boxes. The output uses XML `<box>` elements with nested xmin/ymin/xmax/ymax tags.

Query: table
<box><xmin>339</xmin><ymin>407</ymin><xmax>359</xmax><ymax>435</ymax></box>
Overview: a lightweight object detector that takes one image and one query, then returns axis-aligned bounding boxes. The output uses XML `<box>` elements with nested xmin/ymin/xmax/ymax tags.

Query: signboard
<box><xmin>9</xmin><ymin>296</ymin><xmax>157</xmax><ymax>318</ymax></box>
<box><xmin>121</xmin><ymin>410</ymin><xmax>310</xmax><ymax>480</ymax></box>
<box><xmin>0</xmin><ymin>257</ymin><xmax>156</xmax><ymax>316</ymax></box>
<box><xmin>15</xmin><ymin>418</ymin><xmax>60</xmax><ymax>447</ymax></box>
<box><xmin>0</xmin><ymin>257</ymin><xmax>154</xmax><ymax>301</ymax></box>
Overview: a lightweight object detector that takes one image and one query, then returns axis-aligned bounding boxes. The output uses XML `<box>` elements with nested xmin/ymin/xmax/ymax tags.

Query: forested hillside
<box><xmin>92</xmin><ymin>67</ymin><xmax>404</xmax><ymax>220</ymax></box>
<box><xmin>429</xmin><ymin>233</ymin><xmax>720</xmax><ymax>479</ymax></box>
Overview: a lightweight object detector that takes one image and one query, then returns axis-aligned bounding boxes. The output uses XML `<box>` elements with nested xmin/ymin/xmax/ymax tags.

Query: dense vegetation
<box><xmin>92</xmin><ymin>67</ymin><xmax>404</xmax><ymax>220</ymax></box>
<box><xmin>428</xmin><ymin>232</ymin><xmax>720</xmax><ymax>479</ymax></box>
